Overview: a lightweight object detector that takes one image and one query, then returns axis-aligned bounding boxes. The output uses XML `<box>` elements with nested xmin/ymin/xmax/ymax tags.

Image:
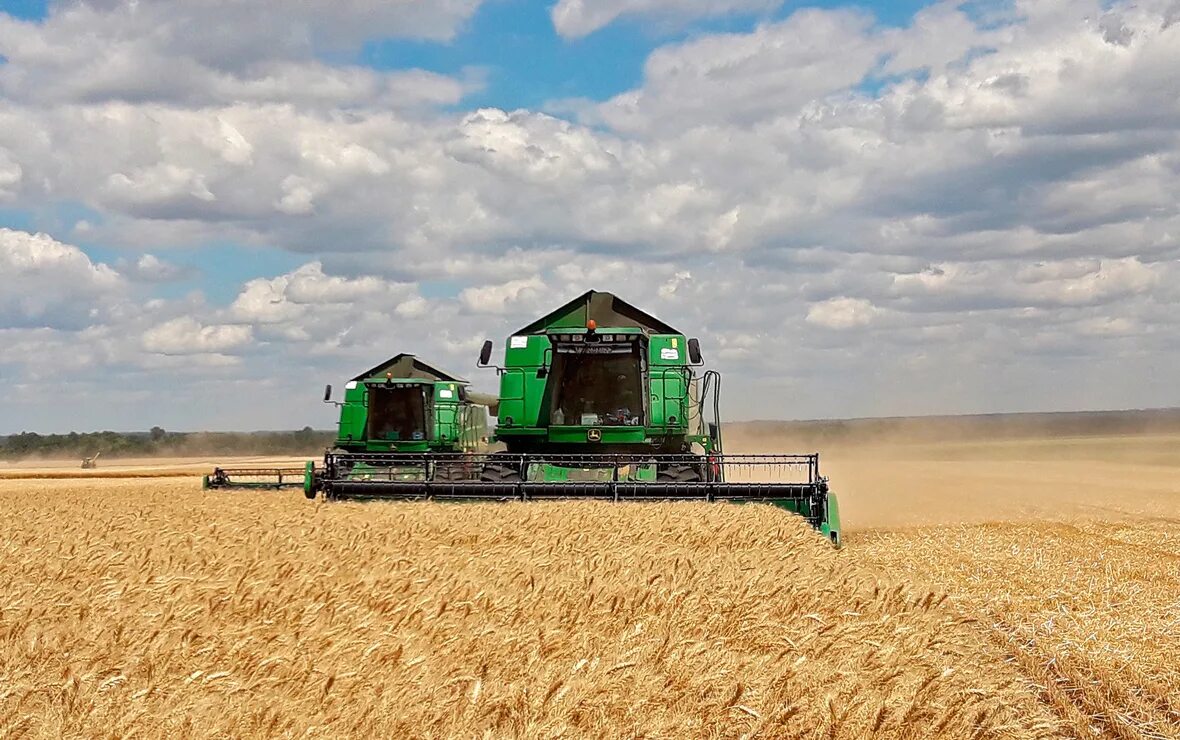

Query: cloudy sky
<box><xmin>1</xmin><ymin>0</ymin><xmax>1178</xmax><ymax>433</ymax></box>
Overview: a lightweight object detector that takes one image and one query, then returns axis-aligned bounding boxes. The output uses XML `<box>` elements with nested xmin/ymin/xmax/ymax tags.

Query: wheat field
<box><xmin>0</xmin><ymin>478</ymin><xmax>1059</xmax><ymax>738</ymax></box>
<box><xmin>858</xmin><ymin>521</ymin><xmax>1180</xmax><ymax>739</ymax></box>
<box><xmin>834</xmin><ymin>435</ymin><xmax>1180</xmax><ymax>739</ymax></box>
<box><xmin>2</xmin><ymin>433</ymin><xmax>1178</xmax><ymax>738</ymax></box>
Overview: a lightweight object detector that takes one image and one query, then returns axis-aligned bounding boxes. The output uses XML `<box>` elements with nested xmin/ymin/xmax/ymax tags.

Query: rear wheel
<box><xmin>657</xmin><ymin>463</ymin><xmax>704</xmax><ymax>483</ymax></box>
<box><xmin>479</xmin><ymin>463</ymin><xmax>523</xmax><ymax>483</ymax></box>
<box><xmin>480</xmin><ymin>452</ymin><xmax>523</xmax><ymax>483</ymax></box>
<box><xmin>435</xmin><ymin>461</ymin><xmax>474</xmax><ymax>482</ymax></box>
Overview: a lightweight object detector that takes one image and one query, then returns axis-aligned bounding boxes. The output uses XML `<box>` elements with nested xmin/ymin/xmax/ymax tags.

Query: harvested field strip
<box><xmin>857</xmin><ymin>521</ymin><xmax>1180</xmax><ymax>739</ymax></box>
<box><xmin>0</xmin><ymin>470</ymin><xmax>200</xmax><ymax>480</ymax></box>
<box><xmin>987</xmin><ymin>616</ymin><xmax>1177</xmax><ymax>739</ymax></box>
<box><xmin>0</xmin><ymin>480</ymin><xmax>1060</xmax><ymax>738</ymax></box>
<box><xmin>985</xmin><ymin>619</ymin><xmax>1104</xmax><ymax>740</ymax></box>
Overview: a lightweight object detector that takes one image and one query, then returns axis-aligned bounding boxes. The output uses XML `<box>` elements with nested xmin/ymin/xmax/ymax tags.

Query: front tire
<box><xmin>479</xmin><ymin>463</ymin><xmax>523</xmax><ymax>483</ymax></box>
<box><xmin>657</xmin><ymin>463</ymin><xmax>703</xmax><ymax>483</ymax></box>
<box><xmin>435</xmin><ymin>460</ymin><xmax>475</xmax><ymax>482</ymax></box>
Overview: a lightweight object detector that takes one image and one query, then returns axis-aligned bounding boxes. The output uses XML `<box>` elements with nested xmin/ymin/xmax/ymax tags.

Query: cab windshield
<box><xmin>367</xmin><ymin>385</ymin><xmax>428</xmax><ymax>441</ymax></box>
<box><xmin>548</xmin><ymin>343</ymin><xmax>643</xmax><ymax>426</ymax></box>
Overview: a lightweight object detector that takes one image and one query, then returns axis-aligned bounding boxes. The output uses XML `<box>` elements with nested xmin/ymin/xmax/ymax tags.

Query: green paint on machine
<box><xmin>330</xmin><ymin>353</ymin><xmax>491</xmax><ymax>455</ymax></box>
<box><xmin>207</xmin><ymin>354</ymin><xmax>493</xmax><ymax>494</ymax></box>
<box><xmin>472</xmin><ymin>291</ymin><xmax>840</xmax><ymax>547</ymax></box>
<box><xmin>211</xmin><ymin>291</ymin><xmax>839</xmax><ymax>548</ymax></box>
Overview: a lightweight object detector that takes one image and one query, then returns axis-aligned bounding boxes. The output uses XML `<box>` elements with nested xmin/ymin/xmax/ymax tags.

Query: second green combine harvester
<box><xmin>206</xmin><ymin>354</ymin><xmax>493</xmax><ymax>492</ymax></box>
<box><xmin>305</xmin><ymin>353</ymin><xmax>495</xmax><ymax>497</ymax></box>
<box><xmin>311</xmin><ymin>291</ymin><xmax>840</xmax><ymax>546</ymax></box>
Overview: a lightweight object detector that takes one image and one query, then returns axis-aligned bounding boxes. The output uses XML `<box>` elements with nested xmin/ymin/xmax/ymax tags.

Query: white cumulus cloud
<box><xmin>142</xmin><ymin>316</ymin><xmax>253</xmax><ymax>355</ymax></box>
<box><xmin>117</xmin><ymin>253</ymin><xmax>193</xmax><ymax>283</ymax></box>
<box><xmin>0</xmin><ymin>228</ymin><xmax>123</xmax><ymax>329</ymax></box>
<box><xmin>806</xmin><ymin>297</ymin><xmax>881</xmax><ymax>329</ymax></box>
<box><xmin>459</xmin><ymin>276</ymin><xmax>546</xmax><ymax>315</ymax></box>
<box><xmin>4</xmin><ymin>0</ymin><xmax>1180</xmax><ymax>430</ymax></box>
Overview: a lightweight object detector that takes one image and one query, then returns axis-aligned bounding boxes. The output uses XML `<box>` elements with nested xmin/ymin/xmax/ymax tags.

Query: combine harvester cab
<box><xmin>319</xmin><ymin>291</ymin><xmax>841</xmax><ymax>547</ymax></box>
<box><xmin>306</xmin><ymin>354</ymin><xmax>494</xmax><ymax>500</ymax></box>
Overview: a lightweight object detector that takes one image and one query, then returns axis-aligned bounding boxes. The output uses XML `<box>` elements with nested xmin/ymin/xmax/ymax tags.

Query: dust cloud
<box><xmin>724</xmin><ymin>414</ymin><xmax>1180</xmax><ymax>530</ymax></box>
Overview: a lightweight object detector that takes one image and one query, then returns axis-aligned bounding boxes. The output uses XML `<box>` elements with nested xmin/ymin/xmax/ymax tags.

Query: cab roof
<box><xmin>351</xmin><ymin>353</ymin><xmax>467</xmax><ymax>383</ymax></box>
<box><xmin>513</xmin><ymin>290</ymin><xmax>679</xmax><ymax>335</ymax></box>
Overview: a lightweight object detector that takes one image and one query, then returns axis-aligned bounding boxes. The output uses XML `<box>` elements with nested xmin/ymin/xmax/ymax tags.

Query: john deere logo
<box><xmin>587</xmin><ymin>429</ymin><xmax>602</xmax><ymax>442</ymax></box>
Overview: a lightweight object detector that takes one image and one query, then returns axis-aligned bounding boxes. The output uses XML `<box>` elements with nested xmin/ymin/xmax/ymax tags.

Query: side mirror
<box><xmin>323</xmin><ymin>384</ymin><xmax>332</xmax><ymax>402</ymax></box>
<box><xmin>687</xmin><ymin>338</ymin><xmax>703</xmax><ymax>364</ymax></box>
<box><xmin>478</xmin><ymin>340</ymin><xmax>493</xmax><ymax>367</ymax></box>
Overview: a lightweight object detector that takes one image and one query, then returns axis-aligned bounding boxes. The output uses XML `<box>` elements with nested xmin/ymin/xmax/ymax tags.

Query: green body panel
<box><xmin>341</xmin><ymin>461</ymin><xmax>428</xmax><ymax>481</ymax></box>
<box><xmin>528</xmin><ymin>462</ymin><xmax>658</xmax><ymax>482</ymax></box>
<box><xmin>337</xmin><ymin>383</ymin><xmax>368</xmax><ymax>443</ymax></box>
<box><xmin>544</xmin><ymin>426</ymin><xmax>649</xmax><ymax>444</ymax></box>
<box><xmin>822</xmin><ymin>493</ymin><xmax>842</xmax><ymax>548</ymax></box>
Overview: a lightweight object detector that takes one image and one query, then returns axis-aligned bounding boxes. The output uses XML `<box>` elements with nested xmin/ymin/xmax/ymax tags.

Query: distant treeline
<box><xmin>6</xmin><ymin>408</ymin><xmax>1180</xmax><ymax>460</ymax></box>
<box><xmin>729</xmin><ymin>408</ymin><xmax>1180</xmax><ymax>446</ymax></box>
<box><xmin>0</xmin><ymin>427</ymin><xmax>336</xmax><ymax>461</ymax></box>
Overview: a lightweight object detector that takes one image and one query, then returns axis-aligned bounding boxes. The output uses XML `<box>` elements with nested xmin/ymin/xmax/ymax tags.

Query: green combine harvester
<box><xmin>313</xmin><ymin>292</ymin><xmax>841</xmax><ymax>546</ymax></box>
<box><xmin>205</xmin><ymin>354</ymin><xmax>493</xmax><ymax>494</ymax></box>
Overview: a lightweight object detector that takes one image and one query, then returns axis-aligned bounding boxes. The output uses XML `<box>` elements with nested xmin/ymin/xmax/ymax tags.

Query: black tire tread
<box><xmin>480</xmin><ymin>463</ymin><xmax>523</xmax><ymax>483</ymax></box>
<box><xmin>657</xmin><ymin>463</ymin><xmax>703</xmax><ymax>483</ymax></box>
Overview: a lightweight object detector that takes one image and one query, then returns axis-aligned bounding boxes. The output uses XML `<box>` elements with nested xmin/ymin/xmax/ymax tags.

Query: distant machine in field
<box><xmin>312</xmin><ymin>291</ymin><xmax>841</xmax><ymax>546</ymax></box>
<box><xmin>80</xmin><ymin>452</ymin><xmax>100</xmax><ymax>469</ymax></box>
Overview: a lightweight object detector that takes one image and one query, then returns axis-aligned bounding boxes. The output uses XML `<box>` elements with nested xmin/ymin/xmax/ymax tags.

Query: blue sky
<box><xmin>4</xmin><ymin>0</ymin><xmax>941</xmax><ymax>110</ymax></box>
<box><xmin>359</xmin><ymin>0</ymin><xmax>940</xmax><ymax>110</ymax></box>
<box><xmin>1</xmin><ymin>0</ymin><xmax>1178</xmax><ymax>432</ymax></box>
<box><xmin>2</xmin><ymin>0</ymin><xmax>946</xmax><ymax>306</ymax></box>
<box><xmin>0</xmin><ymin>0</ymin><xmax>45</xmax><ymax>19</ymax></box>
